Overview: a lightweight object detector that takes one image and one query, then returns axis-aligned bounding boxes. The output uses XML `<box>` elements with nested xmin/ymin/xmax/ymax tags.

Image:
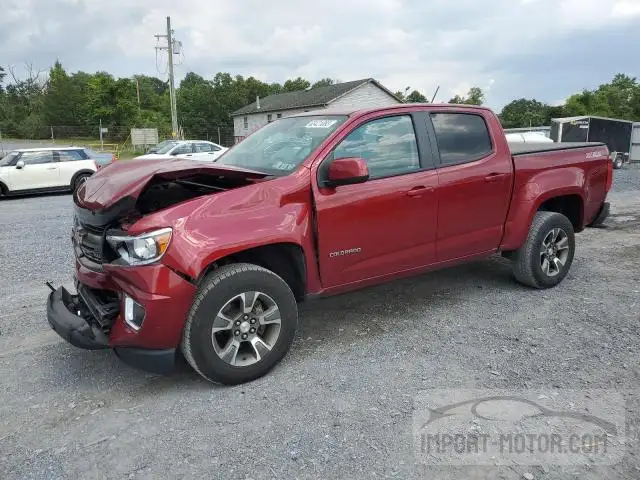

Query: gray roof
<box><xmin>231</xmin><ymin>78</ymin><xmax>400</xmax><ymax>116</ymax></box>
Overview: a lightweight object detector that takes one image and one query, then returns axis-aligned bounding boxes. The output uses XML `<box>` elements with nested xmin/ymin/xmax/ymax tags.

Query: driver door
<box><xmin>10</xmin><ymin>150</ymin><xmax>59</xmax><ymax>190</ymax></box>
<box><xmin>312</xmin><ymin>113</ymin><xmax>439</xmax><ymax>289</ymax></box>
<box><xmin>171</xmin><ymin>143</ymin><xmax>195</xmax><ymax>159</ymax></box>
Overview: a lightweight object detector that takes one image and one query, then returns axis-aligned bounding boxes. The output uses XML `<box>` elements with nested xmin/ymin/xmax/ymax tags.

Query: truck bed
<box><xmin>509</xmin><ymin>141</ymin><xmax>606</xmax><ymax>156</ymax></box>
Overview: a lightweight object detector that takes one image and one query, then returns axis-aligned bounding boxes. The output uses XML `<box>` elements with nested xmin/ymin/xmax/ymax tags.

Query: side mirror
<box><xmin>16</xmin><ymin>160</ymin><xmax>25</xmax><ymax>169</ymax></box>
<box><xmin>325</xmin><ymin>157</ymin><xmax>369</xmax><ymax>187</ymax></box>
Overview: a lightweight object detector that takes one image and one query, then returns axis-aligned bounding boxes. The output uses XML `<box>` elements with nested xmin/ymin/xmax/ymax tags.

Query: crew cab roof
<box><xmin>287</xmin><ymin>103</ymin><xmax>494</xmax><ymax>118</ymax></box>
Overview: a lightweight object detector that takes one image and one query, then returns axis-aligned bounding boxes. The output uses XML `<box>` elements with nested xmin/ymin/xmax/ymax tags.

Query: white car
<box><xmin>135</xmin><ymin>140</ymin><xmax>229</xmax><ymax>161</ymax></box>
<box><xmin>0</xmin><ymin>147</ymin><xmax>99</xmax><ymax>197</ymax></box>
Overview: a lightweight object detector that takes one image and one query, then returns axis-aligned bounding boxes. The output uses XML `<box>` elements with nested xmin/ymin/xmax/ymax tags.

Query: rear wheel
<box><xmin>511</xmin><ymin>211</ymin><xmax>575</xmax><ymax>289</ymax></box>
<box><xmin>181</xmin><ymin>263</ymin><xmax>298</xmax><ymax>385</ymax></box>
<box><xmin>73</xmin><ymin>173</ymin><xmax>90</xmax><ymax>193</ymax></box>
<box><xmin>613</xmin><ymin>155</ymin><xmax>624</xmax><ymax>169</ymax></box>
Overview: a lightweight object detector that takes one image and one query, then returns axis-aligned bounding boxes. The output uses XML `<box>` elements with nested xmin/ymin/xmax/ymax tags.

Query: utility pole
<box><xmin>155</xmin><ymin>16</ymin><xmax>179</xmax><ymax>138</ymax></box>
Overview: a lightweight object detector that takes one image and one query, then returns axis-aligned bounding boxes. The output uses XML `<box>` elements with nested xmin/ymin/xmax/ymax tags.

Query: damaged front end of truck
<box><xmin>45</xmin><ymin>158</ymin><xmax>274</xmax><ymax>373</ymax></box>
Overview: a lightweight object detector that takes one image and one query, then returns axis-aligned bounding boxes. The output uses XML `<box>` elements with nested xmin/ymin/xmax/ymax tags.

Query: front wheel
<box><xmin>181</xmin><ymin>263</ymin><xmax>298</xmax><ymax>385</ymax></box>
<box><xmin>511</xmin><ymin>211</ymin><xmax>576</xmax><ymax>289</ymax></box>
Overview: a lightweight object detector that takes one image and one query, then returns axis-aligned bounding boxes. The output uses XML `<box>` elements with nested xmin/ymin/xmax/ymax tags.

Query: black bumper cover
<box><xmin>47</xmin><ymin>286</ymin><xmax>178</xmax><ymax>374</ymax></box>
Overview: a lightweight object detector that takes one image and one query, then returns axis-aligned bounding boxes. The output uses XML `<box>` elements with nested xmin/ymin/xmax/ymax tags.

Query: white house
<box><xmin>231</xmin><ymin>78</ymin><xmax>402</xmax><ymax>143</ymax></box>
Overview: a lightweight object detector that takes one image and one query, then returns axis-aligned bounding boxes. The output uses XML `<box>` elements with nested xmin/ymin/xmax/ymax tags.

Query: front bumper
<box><xmin>47</xmin><ymin>285</ymin><xmax>180</xmax><ymax>374</ymax></box>
<box><xmin>47</xmin><ymin>286</ymin><xmax>109</xmax><ymax>350</ymax></box>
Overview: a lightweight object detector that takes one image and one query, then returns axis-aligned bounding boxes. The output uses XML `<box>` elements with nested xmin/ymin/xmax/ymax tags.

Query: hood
<box><xmin>76</xmin><ymin>157</ymin><xmax>269</xmax><ymax>211</ymax></box>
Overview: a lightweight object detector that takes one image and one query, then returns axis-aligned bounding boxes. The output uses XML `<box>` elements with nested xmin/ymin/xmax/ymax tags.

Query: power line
<box><xmin>154</xmin><ymin>16</ymin><xmax>180</xmax><ymax>138</ymax></box>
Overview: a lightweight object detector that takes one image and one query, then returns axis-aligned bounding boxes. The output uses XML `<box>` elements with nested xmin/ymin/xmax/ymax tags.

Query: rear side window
<box><xmin>431</xmin><ymin>113</ymin><xmax>492</xmax><ymax>166</ymax></box>
<box><xmin>58</xmin><ymin>150</ymin><xmax>85</xmax><ymax>161</ymax></box>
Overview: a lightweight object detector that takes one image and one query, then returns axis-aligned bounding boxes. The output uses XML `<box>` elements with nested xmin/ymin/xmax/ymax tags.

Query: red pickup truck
<box><xmin>46</xmin><ymin>104</ymin><xmax>612</xmax><ymax>385</ymax></box>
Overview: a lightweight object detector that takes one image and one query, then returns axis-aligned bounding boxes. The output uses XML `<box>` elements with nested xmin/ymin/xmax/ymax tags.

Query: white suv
<box><xmin>0</xmin><ymin>147</ymin><xmax>98</xmax><ymax>197</ymax></box>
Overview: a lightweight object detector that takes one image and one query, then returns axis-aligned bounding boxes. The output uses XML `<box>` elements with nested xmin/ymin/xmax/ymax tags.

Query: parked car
<box><xmin>0</xmin><ymin>147</ymin><xmax>99</xmax><ymax>197</ymax></box>
<box><xmin>47</xmin><ymin>104</ymin><xmax>612</xmax><ymax>385</ymax></box>
<box><xmin>135</xmin><ymin>140</ymin><xmax>228</xmax><ymax>162</ymax></box>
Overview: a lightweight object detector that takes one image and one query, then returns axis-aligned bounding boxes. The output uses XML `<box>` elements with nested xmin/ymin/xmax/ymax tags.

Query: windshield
<box><xmin>151</xmin><ymin>141</ymin><xmax>179</xmax><ymax>154</ymax></box>
<box><xmin>0</xmin><ymin>152</ymin><xmax>18</xmax><ymax>167</ymax></box>
<box><xmin>216</xmin><ymin>115</ymin><xmax>348</xmax><ymax>175</ymax></box>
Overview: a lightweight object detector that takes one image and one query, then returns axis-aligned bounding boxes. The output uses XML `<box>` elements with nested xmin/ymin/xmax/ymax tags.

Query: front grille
<box><xmin>75</xmin><ymin>222</ymin><xmax>106</xmax><ymax>265</ymax></box>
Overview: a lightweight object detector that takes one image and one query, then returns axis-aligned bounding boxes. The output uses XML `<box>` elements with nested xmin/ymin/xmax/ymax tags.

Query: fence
<box><xmin>0</xmin><ymin>124</ymin><xmax>237</xmax><ymax>149</ymax></box>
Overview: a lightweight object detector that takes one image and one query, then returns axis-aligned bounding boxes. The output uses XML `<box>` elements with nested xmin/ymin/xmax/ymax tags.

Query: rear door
<box><xmin>426</xmin><ymin>111</ymin><xmax>513</xmax><ymax>261</ymax></box>
<box><xmin>313</xmin><ymin>112</ymin><xmax>439</xmax><ymax>288</ymax></box>
<box><xmin>10</xmin><ymin>150</ymin><xmax>59</xmax><ymax>190</ymax></box>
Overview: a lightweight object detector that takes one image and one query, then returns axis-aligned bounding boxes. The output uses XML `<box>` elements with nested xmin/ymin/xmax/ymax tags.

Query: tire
<box><xmin>73</xmin><ymin>173</ymin><xmax>90</xmax><ymax>193</ymax></box>
<box><xmin>511</xmin><ymin>211</ymin><xmax>575</xmax><ymax>289</ymax></box>
<box><xmin>0</xmin><ymin>182</ymin><xmax>7</xmax><ymax>197</ymax></box>
<box><xmin>181</xmin><ymin>263</ymin><xmax>298</xmax><ymax>385</ymax></box>
<box><xmin>613</xmin><ymin>156</ymin><xmax>623</xmax><ymax>169</ymax></box>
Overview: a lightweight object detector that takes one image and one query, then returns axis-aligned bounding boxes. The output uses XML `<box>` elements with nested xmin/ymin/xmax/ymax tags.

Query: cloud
<box><xmin>0</xmin><ymin>0</ymin><xmax>637</xmax><ymax>110</ymax></box>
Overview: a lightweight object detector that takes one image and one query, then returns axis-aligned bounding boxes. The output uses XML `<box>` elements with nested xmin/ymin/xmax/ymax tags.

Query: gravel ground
<box><xmin>0</xmin><ymin>166</ymin><xmax>639</xmax><ymax>479</ymax></box>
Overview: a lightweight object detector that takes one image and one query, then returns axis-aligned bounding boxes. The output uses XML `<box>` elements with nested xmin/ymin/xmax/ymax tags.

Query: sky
<box><xmin>1</xmin><ymin>0</ymin><xmax>639</xmax><ymax>110</ymax></box>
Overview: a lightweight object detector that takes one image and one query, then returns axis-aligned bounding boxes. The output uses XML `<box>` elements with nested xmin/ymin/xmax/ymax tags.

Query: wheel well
<box><xmin>0</xmin><ymin>181</ymin><xmax>6</xmax><ymax>195</ymax></box>
<box><xmin>538</xmin><ymin>195</ymin><xmax>583</xmax><ymax>232</ymax></box>
<box><xmin>198</xmin><ymin>243</ymin><xmax>307</xmax><ymax>301</ymax></box>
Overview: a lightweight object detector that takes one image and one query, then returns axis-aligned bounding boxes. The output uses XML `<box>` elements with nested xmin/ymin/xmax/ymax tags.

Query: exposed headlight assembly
<box><xmin>106</xmin><ymin>228</ymin><xmax>172</xmax><ymax>266</ymax></box>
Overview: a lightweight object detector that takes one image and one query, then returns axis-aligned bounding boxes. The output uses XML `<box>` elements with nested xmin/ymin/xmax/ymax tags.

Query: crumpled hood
<box><xmin>76</xmin><ymin>157</ymin><xmax>268</xmax><ymax>210</ymax></box>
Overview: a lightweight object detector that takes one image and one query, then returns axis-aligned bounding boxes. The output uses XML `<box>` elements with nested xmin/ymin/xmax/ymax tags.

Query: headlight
<box><xmin>106</xmin><ymin>227</ymin><xmax>172</xmax><ymax>265</ymax></box>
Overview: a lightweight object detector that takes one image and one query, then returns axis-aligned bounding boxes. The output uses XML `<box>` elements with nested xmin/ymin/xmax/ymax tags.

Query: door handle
<box><xmin>406</xmin><ymin>186</ymin><xmax>433</xmax><ymax>197</ymax></box>
<box><xmin>46</xmin><ymin>167</ymin><xmax>57</xmax><ymax>170</ymax></box>
<box><xmin>484</xmin><ymin>173</ymin><xmax>507</xmax><ymax>182</ymax></box>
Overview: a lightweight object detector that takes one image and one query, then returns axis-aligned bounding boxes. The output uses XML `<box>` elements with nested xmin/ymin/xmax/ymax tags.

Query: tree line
<box><xmin>1</xmin><ymin>61</ymin><xmax>638</xmax><ymax>144</ymax></box>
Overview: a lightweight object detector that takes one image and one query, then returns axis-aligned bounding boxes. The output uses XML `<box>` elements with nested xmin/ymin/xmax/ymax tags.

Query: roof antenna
<box><xmin>430</xmin><ymin>85</ymin><xmax>440</xmax><ymax>103</ymax></box>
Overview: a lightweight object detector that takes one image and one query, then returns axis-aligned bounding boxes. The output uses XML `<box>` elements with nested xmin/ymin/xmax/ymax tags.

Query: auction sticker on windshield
<box><xmin>306</xmin><ymin>119</ymin><xmax>338</xmax><ymax>128</ymax></box>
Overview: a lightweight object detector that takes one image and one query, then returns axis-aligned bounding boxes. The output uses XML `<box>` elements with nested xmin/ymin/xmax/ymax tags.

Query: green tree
<box><xmin>449</xmin><ymin>87</ymin><xmax>484</xmax><ymax>105</ymax></box>
<box><xmin>406</xmin><ymin>90</ymin><xmax>427</xmax><ymax>103</ymax></box>
<box><xmin>282</xmin><ymin>77</ymin><xmax>311</xmax><ymax>92</ymax></box>
<box><xmin>499</xmin><ymin>98</ymin><xmax>549</xmax><ymax>128</ymax></box>
<box><xmin>0</xmin><ymin>66</ymin><xmax>5</xmax><ymax>93</ymax></box>
<box><xmin>312</xmin><ymin>78</ymin><xmax>336</xmax><ymax>88</ymax></box>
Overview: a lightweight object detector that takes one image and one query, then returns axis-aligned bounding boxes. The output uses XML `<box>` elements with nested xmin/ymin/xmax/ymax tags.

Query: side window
<box><xmin>58</xmin><ymin>150</ymin><xmax>85</xmax><ymax>161</ymax></box>
<box><xmin>21</xmin><ymin>151</ymin><xmax>54</xmax><ymax>165</ymax></box>
<box><xmin>194</xmin><ymin>143</ymin><xmax>212</xmax><ymax>153</ymax></box>
<box><xmin>171</xmin><ymin>144</ymin><xmax>193</xmax><ymax>155</ymax></box>
<box><xmin>332</xmin><ymin>115</ymin><xmax>420</xmax><ymax>179</ymax></box>
<box><xmin>430</xmin><ymin>113</ymin><xmax>492</xmax><ymax>166</ymax></box>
